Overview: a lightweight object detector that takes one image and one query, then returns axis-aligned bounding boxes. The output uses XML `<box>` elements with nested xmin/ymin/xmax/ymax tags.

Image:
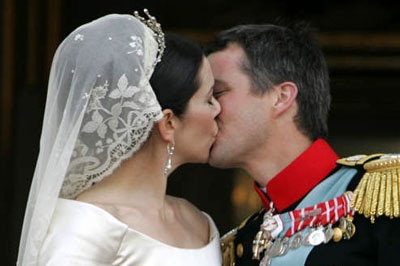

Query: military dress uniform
<box><xmin>221</xmin><ymin>139</ymin><xmax>400</xmax><ymax>266</ymax></box>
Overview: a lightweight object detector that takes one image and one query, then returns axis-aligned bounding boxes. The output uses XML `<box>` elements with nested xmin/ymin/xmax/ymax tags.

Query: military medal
<box><xmin>279</xmin><ymin>237</ymin><xmax>290</xmax><ymax>255</ymax></box>
<box><xmin>259</xmin><ymin>253</ymin><xmax>271</xmax><ymax>266</ymax></box>
<box><xmin>303</xmin><ymin>226</ymin><xmax>325</xmax><ymax>246</ymax></box>
<box><xmin>268</xmin><ymin>238</ymin><xmax>283</xmax><ymax>257</ymax></box>
<box><xmin>290</xmin><ymin>232</ymin><xmax>302</xmax><ymax>249</ymax></box>
<box><xmin>252</xmin><ymin>203</ymin><xmax>283</xmax><ymax>260</ymax></box>
<box><xmin>252</xmin><ymin>230</ymin><xmax>270</xmax><ymax>260</ymax></box>
<box><xmin>324</xmin><ymin>224</ymin><xmax>334</xmax><ymax>243</ymax></box>
<box><xmin>253</xmin><ymin>193</ymin><xmax>357</xmax><ymax>266</ymax></box>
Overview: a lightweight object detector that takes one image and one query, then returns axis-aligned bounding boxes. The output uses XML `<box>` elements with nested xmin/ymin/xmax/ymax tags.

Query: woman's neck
<box><xmin>76</xmin><ymin>144</ymin><xmax>172</xmax><ymax>210</ymax></box>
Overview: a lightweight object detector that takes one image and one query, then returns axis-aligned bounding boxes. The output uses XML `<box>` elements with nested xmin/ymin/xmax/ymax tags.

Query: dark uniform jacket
<box><xmin>222</xmin><ymin>139</ymin><xmax>400</xmax><ymax>266</ymax></box>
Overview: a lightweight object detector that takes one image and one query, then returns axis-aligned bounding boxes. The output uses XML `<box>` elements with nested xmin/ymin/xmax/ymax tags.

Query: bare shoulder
<box><xmin>168</xmin><ymin>196</ymin><xmax>211</xmax><ymax>243</ymax></box>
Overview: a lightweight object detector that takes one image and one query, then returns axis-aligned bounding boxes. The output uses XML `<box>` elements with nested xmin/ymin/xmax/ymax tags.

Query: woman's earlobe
<box><xmin>157</xmin><ymin>109</ymin><xmax>176</xmax><ymax>142</ymax></box>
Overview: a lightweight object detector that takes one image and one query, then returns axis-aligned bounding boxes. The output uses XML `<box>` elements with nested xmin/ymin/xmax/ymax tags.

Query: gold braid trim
<box><xmin>221</xmin><ymin>228</ymin><xmax>236</xmax><ymax>266</ymax></box>
<box><xmin>220</xmin><ymin>210</ymin><xmax>260</xmax><ymax>266</ymax></box>
<box><xmin>349</xmin><ymin>154</ymin><xmax>400</xmax><ymax>223</ymax></box>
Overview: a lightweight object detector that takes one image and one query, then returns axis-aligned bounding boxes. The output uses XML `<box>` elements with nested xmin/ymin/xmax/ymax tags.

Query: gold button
<box><xmin>236</xmin><ymin>243</ymin><xmax>244</xmax><ymax>257</ymax></box>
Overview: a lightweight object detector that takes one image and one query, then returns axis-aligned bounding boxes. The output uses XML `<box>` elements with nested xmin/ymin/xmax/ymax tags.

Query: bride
<box><xmin>17</xmin><ymin>10</ymin><xmax>222</xmax><ymax>266</ymax></box>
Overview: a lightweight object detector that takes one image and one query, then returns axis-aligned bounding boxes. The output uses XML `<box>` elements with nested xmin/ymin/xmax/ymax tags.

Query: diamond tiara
<box><xmin>134</xmin><ymin>9</ymin><xmax>166</xmax><ymax>66</ymax></box>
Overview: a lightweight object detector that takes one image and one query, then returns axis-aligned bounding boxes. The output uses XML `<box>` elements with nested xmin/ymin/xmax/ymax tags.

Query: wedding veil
<box><xmin>17</xmin><ymin>13</ymin><xmax>164</xmax><ymax>265</ymax></box>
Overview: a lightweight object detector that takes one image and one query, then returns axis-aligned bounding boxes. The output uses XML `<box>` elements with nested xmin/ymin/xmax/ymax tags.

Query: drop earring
<box><xmin>164</xmin><ymin>143</ymin><xmax>175</xmax><ymax>176</ymax></box>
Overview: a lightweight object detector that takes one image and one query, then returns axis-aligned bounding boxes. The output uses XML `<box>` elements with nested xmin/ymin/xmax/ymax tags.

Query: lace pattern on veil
<box><xmin>61</xmin><ymin>74</ymin><xmax>162</xmax><ymax>199</ymax></box>
<box><xmin>17</xmin><ymin>13</ymin><xmax>164</xmax><ymax>265</ymax></box>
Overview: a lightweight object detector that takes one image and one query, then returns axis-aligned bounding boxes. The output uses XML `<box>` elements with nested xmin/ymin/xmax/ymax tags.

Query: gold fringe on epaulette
<box><xmin>351</xmin><ymin>155</ymin><xmax>400</xmax><ymax>223</ymax></box>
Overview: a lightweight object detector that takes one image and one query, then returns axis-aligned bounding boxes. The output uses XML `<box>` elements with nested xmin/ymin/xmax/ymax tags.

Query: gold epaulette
<box><xmin>221</xmin><ymin>228</ymin><xmax>237</xmax><ymax>266</ymax></box>
<box><xmin>220</xmin><ymin>211</ymin><xmax>259</xmax><ymax>266</ymax></box>
<box><xmin>337</xmin><ymin>153</ymin><xmax>400</xmax><ymax>223</ymax></box>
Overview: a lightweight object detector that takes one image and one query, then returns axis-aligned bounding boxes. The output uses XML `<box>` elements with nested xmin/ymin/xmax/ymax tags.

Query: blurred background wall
<box><xmin>2</xmin><ymin>0</ymin><xmax>400</xmax><ymax>264</ymax></box>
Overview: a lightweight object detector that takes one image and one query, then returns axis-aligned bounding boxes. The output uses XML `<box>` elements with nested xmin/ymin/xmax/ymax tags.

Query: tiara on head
<box><xmin>134</xmin><ymin>9</ymin><xmax>165</xmax><ymax>66</ymax></box>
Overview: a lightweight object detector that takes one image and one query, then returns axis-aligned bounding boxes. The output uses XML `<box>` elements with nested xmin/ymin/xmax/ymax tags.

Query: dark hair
<box><xmin>205</xmin><ymin>23</ymin><xmax>330</xmax><ymax>140</ymax></box>
<box><xmin>150</xmin><ymin>33</ymin><xmax>204</xmax><ymax>117</ymax></box>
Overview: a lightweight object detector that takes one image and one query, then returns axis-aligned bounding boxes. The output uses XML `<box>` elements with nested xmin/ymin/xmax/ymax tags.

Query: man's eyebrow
<box><xmin>213</xmin><ymin>79</ymin><xmax>226</xmax><ymax>88</ymax></box>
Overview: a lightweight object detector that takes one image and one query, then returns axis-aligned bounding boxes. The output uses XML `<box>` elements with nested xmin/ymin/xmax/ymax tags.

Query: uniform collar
<box><xmin>254</xmin><ymin>138</ymin><xmax>339</xmax><ymax>212</ymax></box>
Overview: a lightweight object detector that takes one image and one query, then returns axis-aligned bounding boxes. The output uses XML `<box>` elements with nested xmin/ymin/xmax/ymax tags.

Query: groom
<box><xmin>206</xmin><ymin>23</ymin><xmax>400</xmax><ymax>266</ymax></box>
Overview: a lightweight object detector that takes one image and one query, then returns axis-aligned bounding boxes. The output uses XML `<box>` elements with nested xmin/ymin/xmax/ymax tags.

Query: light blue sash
<box><xmin>270</xmin><ymin>166</ymin><xmax>357</xmax><ymax>266</ymax></box>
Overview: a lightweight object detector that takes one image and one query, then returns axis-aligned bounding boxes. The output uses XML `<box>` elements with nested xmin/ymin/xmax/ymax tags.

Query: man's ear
<box><xmin>157</xmin><ymin>109</ymin><xmax>177</xmax><ymax>143</ymax></box>
<box><xmin>272</xmin><ymin>81</ymin><xmax>298</xmax><ymax>117</ymax></box>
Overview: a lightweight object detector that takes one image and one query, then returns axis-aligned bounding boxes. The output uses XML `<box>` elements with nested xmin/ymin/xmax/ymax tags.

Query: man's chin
<box><xmin>208</xmin><ymin>151</ymin><xmax>228</xmax><ymax>169</ymax></box>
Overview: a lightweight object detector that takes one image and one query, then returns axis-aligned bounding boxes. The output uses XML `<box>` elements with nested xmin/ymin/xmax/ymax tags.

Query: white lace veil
<box><xmin>17</xmin><ymin>13</ymin><xmax>164</xmax><ymax>265</ymax></box>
